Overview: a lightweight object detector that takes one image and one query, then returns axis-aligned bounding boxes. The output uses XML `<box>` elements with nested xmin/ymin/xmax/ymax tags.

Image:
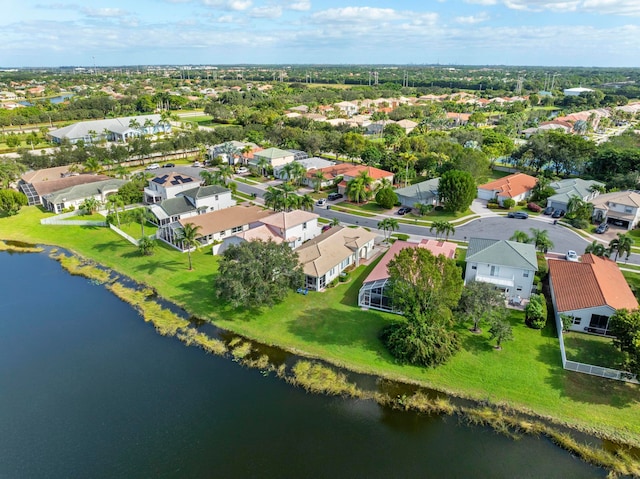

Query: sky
<box><xmin>1</xmin><ymin>0</ymin><xmax>640</xmax><ymax>68</ymax></box>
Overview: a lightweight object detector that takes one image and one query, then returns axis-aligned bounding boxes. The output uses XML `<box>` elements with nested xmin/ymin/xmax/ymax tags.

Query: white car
<box><xmin>566</xmin><ymin>250</ymin><xmax>579</xmax><ymax>262</ymax></box>
<box><xmin>145</xmin><ymin>163</ymin><xmax>160</xmax><ymax>170</ymax></box>
<box><xmin>193</xmin><ymin>161</ymin><xmax>203</xmax><ymax>168</ymax></box>
<box><xmin>316</xmin><ymin>199</ymin><xmax>327</xmax><ymax>207</ymax></box>
<box><xmin>236</xmin><ymin>167</ymin><xmax>249</xmax><ymax>174</ymax></box>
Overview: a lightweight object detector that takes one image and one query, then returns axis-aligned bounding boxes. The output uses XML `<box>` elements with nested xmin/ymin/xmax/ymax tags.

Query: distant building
<box><xmin>48</xmin><ymin>114</ymin><xmax>170</xmax><ymax>144</ymax></box>
<box><xmin>563</xmin><ymin>87</ymin><xmax>594</xmax><ymax>97</ymax></box>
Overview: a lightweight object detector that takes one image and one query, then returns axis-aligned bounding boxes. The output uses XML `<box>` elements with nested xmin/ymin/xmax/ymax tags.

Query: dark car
<box><xmin>543</xmin><ymin>206</ymin><xmax>554</xmax><ymax>215</ymax></box>
<box><xmin>551</xmin><ymin>209</ymin><xmax>565</xmax><ymax>218</ymax></box>
<box><xmin>162</xmin><ymin>163</ymin><xmax>175</xmax><ymax>168</ymax></box>
<box><xmin>507</xmin><ymin>211</ymin><xmax>529</xmax><ymax>219</ymax></box>
<box><xmin>595</xmin><ymin>223</ymin><xmax>609</xmax><ymax>234</ymax></box>
<box><xmin>327</xmin><ymin>193</ymin><xmax>343</xmax><ymax>201</ymax></box>
<box><xmin>397</xmin><ymin>206</ymin><xmax>412</xmax><ymax>215</ymax></box>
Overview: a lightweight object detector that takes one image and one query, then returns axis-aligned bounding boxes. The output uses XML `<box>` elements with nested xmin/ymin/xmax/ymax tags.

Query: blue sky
<box><xmin>1</xmin><ymin>0</ymin><xmax>639</xmax><ymax>67</ymax></box>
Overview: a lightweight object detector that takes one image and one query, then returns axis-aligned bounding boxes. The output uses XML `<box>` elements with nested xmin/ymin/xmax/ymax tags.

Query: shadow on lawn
<box><xmin>288</xmin><ymin>306</ymin><xmax>392</xmax><ymax>353</ymax></box>
<box><xmin>537</xmin><ymin>342</ymin><xmax>639</xmax><ymax>408</ymax></box>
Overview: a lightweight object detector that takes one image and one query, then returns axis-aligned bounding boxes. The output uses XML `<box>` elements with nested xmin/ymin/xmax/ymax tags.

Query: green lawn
<box><xmin>2</xmin><ymin>206</ymin><xmax>640</xmax><ymax>445</ymax></box>
<box><xmin>563</xmin><ymin>332</ymin><xmax>626</xmax><ymax>370</ymax></box>
<box><xmin>115</xmin><ymin>219</ymin><xmax>159</xmax><ymax>239</ymax></box>
<box><xmin>406</xmin><ymin>208</ymin><xmax>474</xmax><ymax>223</ymax></box>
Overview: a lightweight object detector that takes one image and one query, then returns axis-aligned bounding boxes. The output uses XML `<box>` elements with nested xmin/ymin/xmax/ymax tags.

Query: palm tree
<box><xmin>80</xmin><ymin>197</ymin><xmax>100</xmax><ymax>215</ymax></box>
<box><xmin>133</xmin><ymin>207</ymin><xmax>155</xmax><ymax>237</ymax></box>
<box><xmin>430</xmin><ymin>220</ymin><xmax>455</xmax><ymax>240</ymax></box>
<box><xmin>279</xmin><ymin>162</ymin><xmax>296</xmax><ymax>182</ymax></box>
<box><xmin>345</xmin><ymin>177</ymin><xmax>368</xmax><ymax>204</ymax></box>
<box><xmin>128</xmin><ymin>118</ymin><xmax>141</xmax><ymax>138</ymax></box>
<box><xmin>215</xmin><ymin>164</ymin><xmax>235</xmax><ymax>186</ymax></box>
<box><xmin>509</xmin><ymin>230</ymin><xmax>531</xmax><ymax>243</ymax></box>
<box><xmin>200</xmin><ymin>170</ymin><xmax>222</xmax><ymax>187</ymax></box>
<box><xmin>84</xmin><ymin>157</ymin><xmax>101</xmax><ymax>174</ymax></box>
<box><xmin>312</xmin><ymin>170</ymin><xmax>326</xmax><ymax>192</ymax></box>
<box><xmin>398</xmin><ymin>152</ymin><xmax>417</xmax><ymax>188</ymax></box>
<box><xmin>264</xmin><ymin>186</ymin><xmax>285</xmax><ymax>211</ymax></box>
<box><xmin>257</xmin><ymin>157</ymin><xmax>270</xmax><ymax>177</ymax></box>
<box><xmin>373</xmin><ymin>177</ymin><xmax>393</xmax><ymax>193</ymax></box>
<box><xmin>608</xmin><ymin>233</ymin><xmax>634</xmax><ymax>261</ymax></box>
<box><xmin>330</xmin><ymin>217</ymin><xmax>340</xmax><ymax>227</ymax></box>
<box><xmin>299</xmin><ymin>194</ymin><xmax>315</xmax><ymax>211</ymax></box>
<box><xmin>106</xmin><ymin>194</ymin><xmax>124</xmax><ymax>227</ymax></box>
<box><xmin>529</xmin><ymin>228</ymin><xmax>554</xmax><ymax>252</ymax></box>
<box><xmin>220</xmin><ymin>142</ymin><xmax>240</xmax><ymax>165</ymax></box>
<box><xmin>377</xmin><ymin>218</ymin><xmax>399</xmax><ymax>242</ymax></box>
<box><xmin>241</xmin><ymin>145</ymin><xmax>253</xmax><ymax>165</ymax></box>
<box><xmin>584</xmin><ymin>240</ymin><xmax>607</xmax><ymax>257</ymax></box>
<box><xmin>177</xmin><ymin>223</ymin><xmax>202</xmax><ymax>271</ymax></box>
<box><xmin>138</xmin><ymin>236</ymin><xmax>156</xmax><ymax>256</ymax></box>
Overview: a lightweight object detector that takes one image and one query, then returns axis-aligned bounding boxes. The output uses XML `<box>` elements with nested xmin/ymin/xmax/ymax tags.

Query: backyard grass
<box><xmin>563</xmin><ymin>332</ymin><xmax>626</xmax><ymax>370</ymax></box>
<box><xmin>2</xmin><ymin>206</ymin><xmax>640</xmax><ymax>446</ymax></box>
<box><xmin>115</xmin><ymin>219</ymin><xmax>159</xmax><ymax>239</ymax></box>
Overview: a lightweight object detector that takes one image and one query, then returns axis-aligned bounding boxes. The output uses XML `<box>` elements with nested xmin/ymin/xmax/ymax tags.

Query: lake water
<box><xmin>0</xmin><ymin>251</ymin><xmax>605</xmax><ymax>478</ymax></box>
<box><xmin>19</xmin><ymin>93</ymin><xmax>73</xmax><ymax>107</ymax></box>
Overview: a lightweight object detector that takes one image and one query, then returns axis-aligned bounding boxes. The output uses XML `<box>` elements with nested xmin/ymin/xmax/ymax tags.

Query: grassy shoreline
<box><xmin>1</xmin><ymin>207</ymin><xmax>640</xmax><ymax>453</ymax></box>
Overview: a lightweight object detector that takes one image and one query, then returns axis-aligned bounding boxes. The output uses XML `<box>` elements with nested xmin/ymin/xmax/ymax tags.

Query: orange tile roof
<box><xmin>549</xmin><ymin>254</ymin><xmax>638</xmax><ymax>312</ymax></box>
<box><xmin>342</xmin><ymin>165</ymin><xmax>394</xmax><ymax>180</ymax></box>
<box><xmin>478</xmin><ymin>173</ymin><xmax>538</xmax><ymax>199</ymax></box>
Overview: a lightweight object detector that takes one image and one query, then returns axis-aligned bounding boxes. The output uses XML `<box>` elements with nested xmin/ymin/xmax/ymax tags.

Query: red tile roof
<box><xmin>549</xmin><ymin>254</ymin><xmax>638</xmax><ymax>312</ymax></box>
<box><xmin>363</xmin><ymin>239</ymin><xmax>456</xmax><ymax>283</ymax></box>
<box><xmin>478</xmin><ymin>173</ymin><xmax>538</xmax><ymax>199</ymax></box>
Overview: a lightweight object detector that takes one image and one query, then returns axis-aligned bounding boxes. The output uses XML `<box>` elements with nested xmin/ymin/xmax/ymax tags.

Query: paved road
<box><xmin>234</xmin><ymin>180</ymin><xmax>640</xmax><ymax>266</ymax></box>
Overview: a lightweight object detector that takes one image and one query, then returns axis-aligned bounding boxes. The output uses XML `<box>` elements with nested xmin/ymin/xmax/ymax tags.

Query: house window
<box><xmin>231</xmin><ymin>226</ymin><xmax>242</xmax><ymax>233</ymax></box>
<box><xmin>572</xmin><ymin>317</ymin><xmax>581</xmax><ymax>324</ymax></box>
<box><xmin>302</xmin><ymin>222</ymin><xmax>307</xmax><ymax>230</ymax></box>
<box><xmin>523</xmin><ymin>272</ymin><xmax>529</xmax><ymax>277</ymax></box>
<box><xmin>625</xmin><ymin>206</ymin><xmax>633</xmax><ymax>214</ymax></box>
<box><xmin>219</xmin><ymin>230</ymin><xmax>226</xmax><ymax>237</ymax></box>
<box><xmin>516</xmin><ymin>287</ymin><xmax>522</xmax><ymax>292</ymax></box>
<box><xmin>490</xmin><ymin>265</ymin><xmax>500</xmax><ymax>277</ymax></box>
<box><xmin>340</xmin><ymin>257</ymin><xmax>350</xmax><ymax>269</ymax></box>
<box><xmin>589</xmin><ymin>314</ymin><xmax>609</xmax><ymax>331</ymax></box>
<box><xmin>471</xmin><ymin>265</ymin><xmax>477</xmax><ymax>270</ymax></box>
<box><xmin>215</xmin><ymin>195</ymin><xmax>219</xmax><ymax>201</ymax></box>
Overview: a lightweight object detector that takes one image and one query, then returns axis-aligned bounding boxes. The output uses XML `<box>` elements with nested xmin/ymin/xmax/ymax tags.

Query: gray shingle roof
<box><xmin>548</xmin><ymin>178</ymin><xmax>604</xmax><ymax>204</ymax></box>
<box><xmin>178</xmin><ymin>185</ymin><xmax>229</xmax><ymax>199</ymax></box>
<box><xmin>43</xmin><ymin>178</ymin><xmax>127</xmax><ymax>204</ymax></box>
<box><xmin>395</xmin><ymin>178</ymin><xmax>440</xmax><ymax>203</ymax></box>
<box><xmin>466</xmin><ymin>238</ymin><xmax>538</xmax><ymax>271</ymax></box>
<box><xmin>157</xmin><ymin>197</ymin><xmax>196</xmax><ymax>217</ymax></box>
<box><xmin>49</xmin><ymin>114</ymin><xmax>162</xmax><ymax>141</ymax></box>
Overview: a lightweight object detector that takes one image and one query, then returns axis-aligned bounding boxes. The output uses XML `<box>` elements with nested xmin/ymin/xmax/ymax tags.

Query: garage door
<box><xmin>607</xmin><ymin>217</ymin><xmax>630</xmax><ymax>229</ymax></box>
<box><xmin>548</xmin><ymin>201</ymin><xmax>566</xmax><ymax>211</ymax></box>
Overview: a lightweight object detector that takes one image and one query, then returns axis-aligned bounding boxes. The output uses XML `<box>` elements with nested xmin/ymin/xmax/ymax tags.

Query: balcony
<box><xmin>475</xmin><ymin>274</ymin><xmax>515</xmax><ymax>288</ymax></box>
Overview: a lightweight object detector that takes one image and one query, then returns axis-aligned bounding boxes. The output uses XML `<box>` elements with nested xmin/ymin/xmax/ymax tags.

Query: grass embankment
<box><xmin>2</xmin><ymin>207</ymin><xmax>640</xmax><ymax>452</ymax></box>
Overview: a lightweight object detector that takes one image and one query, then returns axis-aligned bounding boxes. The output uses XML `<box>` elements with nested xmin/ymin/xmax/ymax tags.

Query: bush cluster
<box><xmin>527</xmin><ymin>202</ymin><xmax>542</xmax><ymax>212</ymax></box>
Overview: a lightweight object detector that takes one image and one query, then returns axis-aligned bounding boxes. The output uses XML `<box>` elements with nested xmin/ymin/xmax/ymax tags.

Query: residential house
<box><xmin>297</xmin><ymin>226</ymin><xmax>377</xmax><ymax>291</ymax></box>
<box><xmin>394</xmin><ymin>178</ymin><xmax>440</xmax><ymax>208</ymax></box>
<box><xmin>334</xmin><ymin>101</ymin><xmax>358</xmax><ymax>117</ymax></box>
<box><xmin>280</xmin><ymin>157</ymin><xmax>337</xmax><ymax>186</ymax></box>
<box><xmin>48</xmin><ymin>114</ymin><xmax>170</xmax><ymax>144</ymax></box>
<box><xmin>41</xmin><ymin>178</ymin><xmax>127</xmax><ymax>213</ymax></box>
<box><xmin>159</xmin><ymin>204</ymin><xmax>272</xmax><ymax>251</ymax></box>
<box><xmin>149</xmin><ymin>185</ymin><xmax>234</xmax><ymax>227</ymax></box>
<box><xmin>304</xmin><ymin>163</ymin><xmax>355</xmax><ymax>190</ymax></box>
<box><xmin>396</xmin><ymin>119</ymin><xmax>418</xmax><ymax>134</ymax></box>
<box><xmin>548</xmin><ymin>254</ymin><xmax>638</xmax><ymax>335</ymax></box>
<box><xmin>477</xmin><ymin>173</ymin><xmax>538</xmax><ymax>206</ymax></box>
<box><xmin>590</xmin><ymin>191</ymin><xmax>640</xmax><ymax>230</ymax></box>
<box><xmin>337</xmin><ymin>166</ymin><xmax>395</xmax><ymax>196</ymax></box>
<box><xmin>208</xmin><ymin>140</ymin><xmax>258</xmax><ymax>165</ymax></box>
<box><xmin>465</xmin><ymin>238</ymin><xmax>538</xmax><ymax>300</ymax></box>
<box><xmin>144</xmin><ymin>172</ymin><xmax>199</xmax><ymax>204</ymax></box>
<box><xmin>217</xmin><ymin>209</ymin><xmax>320</xmax><ymax>254</ymax></box>
<box><xmin>546</xmin><ymin>178</ymin><xmax>604</xmax><ymax>212</ymax></box>
<box><xmin>446</xmin><ymin>113</ymin><xmax>470</xmax><ymax>126</ymax></box>
<box><xmin>358</xmin><ymin>239</ymin><xmax>456</xmax><ymax>312</ymax></box>
<box><xmin>249</xmin><ymin>147</ymin><xmax>295</xmax><ymax>170</ymax></box>
<box><xmin>19</xmin><ymin>168</ymin><xmax>112</xmax><ymax>208</ymax></box>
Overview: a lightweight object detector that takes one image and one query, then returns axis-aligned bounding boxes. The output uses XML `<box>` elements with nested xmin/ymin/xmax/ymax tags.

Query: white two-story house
<box><xmin>149</xmin><ymin>185</ymin><xmax>235</xmax><ymax>227</ymax></box>
<box><xmin>590</xmin><ymin>190</ymin><xmax>640</xmax><ymax>230</ymax></box>
<box><xmin>144</xmin><ymin>172</ymin><xmax>199</xmax><ymax>204</ymax></box>
<box><xmin>249</xmin><ymin>148</ymin><xmax>295</xmax><ymax>170</ymax></box>
<box><xmin>465</xmin><ymin>238</ymin><xmax>538</xmax><ymax>300</ymax></box>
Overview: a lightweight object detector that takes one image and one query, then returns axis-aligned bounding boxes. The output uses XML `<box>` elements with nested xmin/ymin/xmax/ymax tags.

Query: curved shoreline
<box><xmin>1</xmin><ymin>238</ymin><xmax>640</xmax><ymax>474</ymax></box>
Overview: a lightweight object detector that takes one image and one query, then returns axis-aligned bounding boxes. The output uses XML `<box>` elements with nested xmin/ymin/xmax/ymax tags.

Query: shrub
<box><xmin>570</xmin><ymin>218</ymin><xmax>590</xmax><ymax>229</ymax></box>
<box><xmin>486</xmin><ymin>203</ymin><xmax>502</xmax><ymax>209</ymax></box>
<box><xmin>434</xmin><ymin>205</ymin><xmax>444</xmax><ymax>211</ymax></box>
<box><xmin>517</xmin><ymin>200</ymin><xmax>527</xmax><ymax>206</ymax></box>
<box><xmin>502</xmin><ymin>198</ymin><xmax>516</xmax><ymax>209</ymax></box>
<box><xmin>527</xmin><ymin>202</ymin><xmax>542</xmax><ymax>212</ymax></box>
<box><xmin>525</xmin><ymin>294</ymin><xmax>547</xmax><ymax>329</ymax></box>
<box><xmin>375</xmin><ymin>187</ymin><xmax>398</xmax><ymax>209</ymax></box>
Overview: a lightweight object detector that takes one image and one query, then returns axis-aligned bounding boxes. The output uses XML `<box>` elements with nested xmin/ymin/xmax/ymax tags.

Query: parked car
<box><xmin>321</xmin><ymin>224</ymin><xmax>332</xmax><ymax>232</ymax></box>
<box><xmin>507</xmin><ymin>211</ymin><xmax>529</xmax><ymax>219</ymax></box>
<box><xmin>595</xmin><ymin>223</ymin><xmax>609</xmax><ymax>234</ymax></box>
<box><xmin>316</xmin><ymin>198</ymin><xmax>327</xmax><ymax>207</ymax></box>
<box><xmin>327</xmin><ymin>193</ymin><xmax>343</xmax><ymax>201</ymax></box>
<box><xmin>146</xmin><ymin>163</ymin><xmax>160</xmax><ymax>170</ymax></box>
<box><xmin>543</xmin><ymin>206</ymin><xmax>554</xmax><ymax>215</ymax></box>
<box><xmin>193</xmin><ymin>161</ymin><xmax>203</xmax><ymax>168</ymax></box>
<box><xmin>551</xmin><ymin>209</ymin><xmax>565</xmax><ymax>219</ymax></box>
<box><xmin>162</xmin><ymin>163</ymin><xmax>175</xmax><ymax>168</ymax></box>
<box><xmin>236</xmin><ymin>166</ymin><xmax>249</xmax><ymax>174</ymax></box>
<box><xmin>612</xmin><ymin>219</ymin><xmax>626</xmax><ymax>227</ymax></box>
<box><xmin>397</xmin><ymin>206</ymin><xmax>412</xmax><ymax>215</ymax></box>
<box><xmin>566</xmin><ymin>250</ymin><xmax>579</xmax><ymax>262</ymax></box>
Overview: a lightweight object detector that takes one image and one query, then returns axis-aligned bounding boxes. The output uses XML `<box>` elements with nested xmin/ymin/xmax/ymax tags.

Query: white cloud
<box><xmin>202</xmin><ymin>0</ymin><xmax>252</xmax><ymax>10</ymax></box>
<box><xmin>311</xmin><ymin>7</ymin><xmax>401</xmax><ymax>23</ymax></box>
<box><xmin>82</xmin><ymin>8</ymin><xmax>129</xmax><ymax>18</ymax></box>
<box><xmin>465</xmin><ymin>0</ymin><xmax>497</xmax><ymax>4</ymax></box>
<box><xmin>455</xmin><ymin>12</ymin><xmax>490</xmax><ymax>23</ymax></box>
<box><xmin>249</xmin><ymin>5</ymin><xmax>282</xmax><ymax>18</ymax></box>
<box><xmin>286</xmin><ymin>0</ymin><xmax>311</xmax><ymax>11</ymax></box>
<box><xmin>498</xmin><ymin>0</ymin><xmax>640</xmax><ymax>15</ymax></box>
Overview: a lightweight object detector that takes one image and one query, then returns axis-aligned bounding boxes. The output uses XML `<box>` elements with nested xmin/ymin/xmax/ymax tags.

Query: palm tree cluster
<box><xmin>263</xmin><ymin>185</ymin><xmax>314</xmax><ymax>212</ymax></box>
<box><xmin>279</xmin><ymin>161</ymin><xmax>307</xmax><ymax>187</ymax></box>
<box><xmin>345</xmin><ymin>170</ymin><xmax>374</xmax><ymax>204</ymax></box>
<box><xmin>429</xmin><ymin>220</ymin><xmax>455</xmax><ymax>240</ymax></box>
<box><xmin>377</xmin><ymin>218</ymin><xmax>399</xmax><ymax>242</ymax></box>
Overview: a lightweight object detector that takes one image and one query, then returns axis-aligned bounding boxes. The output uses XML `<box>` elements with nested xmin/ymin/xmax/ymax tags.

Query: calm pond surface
<box><xmin>0</xmin><ymin>252</ymin><xmax>606</xmax><ymax>478</ymax></box>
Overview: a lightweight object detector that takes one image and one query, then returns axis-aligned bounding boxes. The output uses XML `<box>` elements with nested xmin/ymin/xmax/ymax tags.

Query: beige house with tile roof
<box><xmin>296</xmin><ymin>226</ymin><xmax>377</xmax><ymax>291</ymax></box>
<box><xmin>590</xmin><ymin>190</ymin><xmax>640</xmax><ymax>230</ymax></box>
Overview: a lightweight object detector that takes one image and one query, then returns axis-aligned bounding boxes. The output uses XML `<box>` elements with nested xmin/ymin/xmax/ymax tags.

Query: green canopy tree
<box><xmin>488</xmin><ymin>308</ymin><xmax>514</xmax><ymax>350</ymax></box>
<box><xmin>80</xmin><ymin>197</ymin><xmax>100</xmax><ymax>215</ymax></box>
<box><xmin>584</xmin><ymin>240</ymin><xmax>607</xmax><ymax>257</ymax></box>
<box><xmin>375</xmin><ymin>187</ymin><xmax>398</xmax><ymax>209</ymax></box>
<box><xmin>529</xmin><ymin>228</ymin><xmax>554</xmax><ymax>252</ymax></box>
<box><xmin>608</xmin><ymin>309</ymin><xmax>640</xmax><ymax>376</ymax></box>
<box><xmin>456</xmin><ymin>281</ymin><xmax>505</xmax><ymax>333</ymax></box>
<box><xmin>377</xmin><ymin>217</ymin><xmax>399</xmax><ymax>242</ymax></box>
<box><xmin>215</xmin><ymin>240</ymin><xmax>304</xmax><ymax>308</ymax></box>
<box><xmin>437</xmin><ymin>170</ymin><xmax>476</xmax><ymax>213</ymax></box>
<box><xmin>0</xmin><ymin>189</ymin><xmax>27</xmax><ymax>216</ymax></box>
<box><xmin>609</xmin><ymin>233</ymin><xmax>634</xmax><ymax>261</ymax></box>
<box><xmin>509</xmin><ymin>230</ymin><xmax>531</xmax><ymax>243</ymax></box>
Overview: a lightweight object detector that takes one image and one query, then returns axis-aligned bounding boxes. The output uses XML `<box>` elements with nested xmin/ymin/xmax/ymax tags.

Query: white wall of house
<box><xmin>561</xmin><ymin>305</ymin><xmax>616</xmax><ymax>334</ymax></box>
<box><xmin>194</xmin><ymin>191</ymin><xmax>235</xmax><ymax>212</ymax></box>
<box><xmin>465</xmin><ymin>262</ymin><xmax>535</xmax><ymax>299</ymax></box>
<box><xmin>284</xmin><ymin>219</ymin><xmax>321</xmax><ymax>249</ymax></box>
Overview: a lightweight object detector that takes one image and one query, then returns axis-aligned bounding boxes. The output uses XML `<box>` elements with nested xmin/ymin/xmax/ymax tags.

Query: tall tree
<box><xmin>456</xmin><ymin>281</ymin><xmax>505</xmax><ymax>333</ymax></box>
<box><xmin>437</xmin><ymin>170</ymin><xmax>476</xmax><ymax>213</ymax></box>
<box><xmin>216</xmin><ymin>240</ymin><xmax>304</xmax><ymax>308</ymax></box>
<box><xmin>608</xmin><ymin>309</ymin><xmax>640</xmax><ymax>377</ymax></box>
<box><xmin>609</xmin><ymin>233</ymin><xmax>634</xmax><ymax>261</ymax></box>
<box><xmin>429</xmin><ymin>220</ymin><xmax>455</xmax><ymax>240</ymax></box>
<box><xmin>529</xmin><ymin>228</ymin><xmax>554</xmax><ymax>252</ymax></box>
<box><xmin>312</xmin><ymin>170</ymin><xmax>326</xmax><ymax>192</ymax></box>
<box><xmin>106</xmin><ymin>194</ymin><xmax>124</xmax><ymax>227</ymax></box>
<box><xmin>509</xmin><ymin>230</ymin><xmax>531</xmax><ymax>243</ymax></box>
<box><xmin>177</xmin><ymin>222</ymin><xmax>202</xmax><ymax>271</ymax></box>
<box><xmin>0</xmin><ymin>189</ymin><xmax>27</xmax><ymax>216</ymax></box>
<box><xmin>377</xmin><ymin>217</ymin><xmax>399</xmax><ymax>242</ymax></box>
<box><xmin>488</xmin><ymin>308</ymin><xmax>514</xmax><ymax>350</ymax></box>
<box><xmin>584</xmin><ymin>240</ymin><xmax>607</xmax><ymax>257</ymax></box>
